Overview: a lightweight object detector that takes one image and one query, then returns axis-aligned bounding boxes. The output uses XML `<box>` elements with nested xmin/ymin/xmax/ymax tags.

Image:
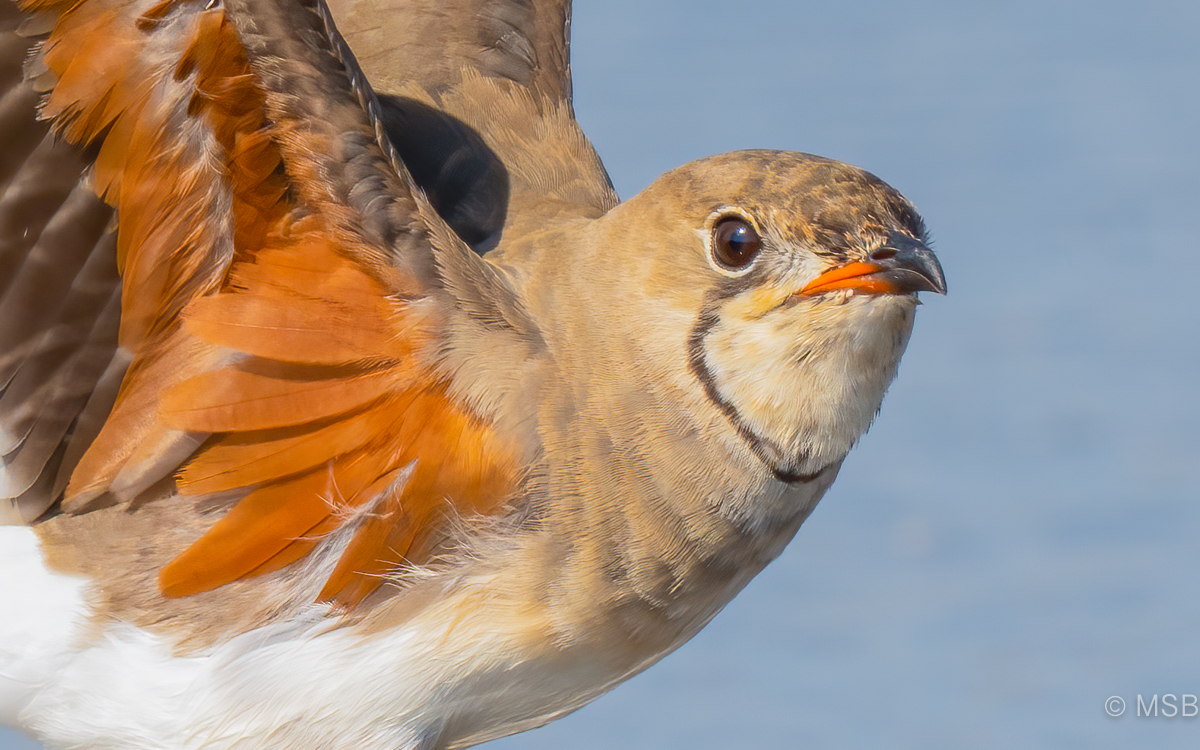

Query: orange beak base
<box><xmin>799</xmin><ymin>261</ymin><xmax>896</xmax><ymax>296</ymax></box>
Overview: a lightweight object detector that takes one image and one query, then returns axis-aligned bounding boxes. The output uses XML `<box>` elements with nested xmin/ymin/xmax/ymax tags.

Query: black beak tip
<box><xmin>880</xmin><ymin>232</ymin><xmax>947</xmax><ymax>296</ymax></box>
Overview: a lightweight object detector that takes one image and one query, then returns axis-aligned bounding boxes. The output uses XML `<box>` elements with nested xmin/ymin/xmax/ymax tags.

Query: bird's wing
<box><xmin>326</xmin><ymin>0</ymin><xmax>619</xmax><ymax>247</ymax></box>
<box><xmin>0</xmin><ymin>1</ymin><xmax>123</xmax><ymax>525</ymax></box>
<box><xmin>1</xmin><ymin>0</ymin><xmax>541</xmax><ymax>608</ymax></box>
<box><xmin>327</xmin><ymin>0</ymin><xmax>574</xmax><ymax>102</ymax></box>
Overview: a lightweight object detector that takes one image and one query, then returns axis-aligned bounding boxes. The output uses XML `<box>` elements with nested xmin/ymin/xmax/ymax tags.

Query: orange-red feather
<box><xmin>27</xmin><ymin>0</ymin><xmax>520</xmax><ymax>607</ymax></box>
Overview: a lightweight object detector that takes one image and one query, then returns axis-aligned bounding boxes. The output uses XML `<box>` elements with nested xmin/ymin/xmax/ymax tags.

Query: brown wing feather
<box><xmin>326</xmin><ymin>0</ymin><xmax>618</xmax><ymax>250</ymax></box>
<box><xmin>326</xmin><ymin>0</ymin><xmax>572</xmax><ymax>101</ymax></box>
<box><xmin>0</xmin><ymin>3</ymin><xmax>124</xmax><ymax>523</ymax></box>
<box><xmin>18</xmin><ymin>0</ymin><xmax>527</xmax><ymax>607</ymax></box>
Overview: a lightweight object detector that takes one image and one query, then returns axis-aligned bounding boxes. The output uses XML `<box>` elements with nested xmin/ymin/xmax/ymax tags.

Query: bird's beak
<box><xmin>799</xmin><ymin>232</ymin><xmax>946</xmax><ymax>297</ymax></box>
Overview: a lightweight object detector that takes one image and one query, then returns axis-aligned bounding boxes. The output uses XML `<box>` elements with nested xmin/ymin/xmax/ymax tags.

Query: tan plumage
<box><xmin>0</xmin><ymin>0</ymin><xmax>945</xmax><ymax>747</ymax></box>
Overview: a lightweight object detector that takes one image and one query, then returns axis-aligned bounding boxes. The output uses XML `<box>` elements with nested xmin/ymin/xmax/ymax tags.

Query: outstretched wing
<box><xmin>328</xmin><ymin>0</ymin><xmax>574</xmax><ymax>102</ymax></box>
<box><xmin>1</xmin><ymin>0</ymin><xmax>541</xmax><ymax>608</ymax></box>
<box><xmin>327</xmin><ymin>0</ymin><xmax>619</xmax><ymax>249</ymax></box>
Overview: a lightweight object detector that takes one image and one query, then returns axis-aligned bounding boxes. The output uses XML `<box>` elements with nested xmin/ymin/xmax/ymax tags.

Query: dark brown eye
<box><xmin>711</xmin><ymin>217</ymin><xmax>762</xmax><ymax>270</ymax></box>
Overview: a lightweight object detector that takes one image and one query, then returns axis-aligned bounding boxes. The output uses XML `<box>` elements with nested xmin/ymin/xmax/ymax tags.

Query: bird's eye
<box><xmin>710</xmin><ymin>217</ymin><xmax>762</xmax><ymax>271</ymax></box>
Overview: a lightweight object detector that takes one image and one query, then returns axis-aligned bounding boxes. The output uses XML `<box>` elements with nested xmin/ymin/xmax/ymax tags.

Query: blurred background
<box><xmin>4</xmin><ymin>0</ymin><xmax>1198</xmax><ymax>748</ymax></box>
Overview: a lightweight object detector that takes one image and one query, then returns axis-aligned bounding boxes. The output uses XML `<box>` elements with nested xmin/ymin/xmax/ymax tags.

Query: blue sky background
<box><xmin>5</xmin><ymin>1</ymin><xmax>1199</xmax><ymax>748</ymax></box>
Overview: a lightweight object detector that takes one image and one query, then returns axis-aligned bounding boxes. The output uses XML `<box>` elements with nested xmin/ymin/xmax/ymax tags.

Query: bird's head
<box><xmin>574</xmin><ymin>150</ymin><xmax>945</xmax><ymax>483</ymax></box>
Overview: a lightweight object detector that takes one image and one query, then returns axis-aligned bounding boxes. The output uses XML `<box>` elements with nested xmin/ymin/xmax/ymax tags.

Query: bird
<box><xmin>0</xmin><ymin>0</ymin><xmax>945</xmax><ymax>747</ymax></box>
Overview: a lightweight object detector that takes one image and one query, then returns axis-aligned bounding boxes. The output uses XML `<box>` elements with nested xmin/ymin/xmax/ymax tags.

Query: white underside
<box><xmin>0</xmin><ymin>525</ymin><xmax>634</xmax><ymax>750</ymax></box>
<box><xmin>0</xmin><ymin>526</ymin><xmax>88</xmax><ymax>729</ymax></box>
<box><xmin>0</xmin><ymin>525</ymin><xmax>217</xmax><ymax>748</ymax></box>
